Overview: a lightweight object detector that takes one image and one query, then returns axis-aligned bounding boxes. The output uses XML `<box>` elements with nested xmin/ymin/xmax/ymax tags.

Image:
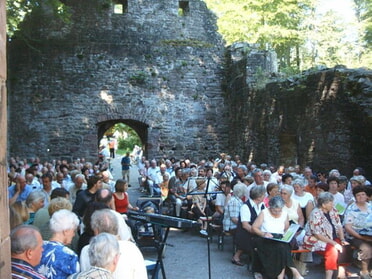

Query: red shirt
<box><xmin>114</xmin><ymin>192</ymin><xmax>129</xmax><ymax>213</ymax></box>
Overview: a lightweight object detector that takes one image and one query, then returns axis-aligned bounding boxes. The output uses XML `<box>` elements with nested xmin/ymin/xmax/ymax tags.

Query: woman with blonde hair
<box><xmin>10</xmin><ymin>201</ymin><xmax>29</xmax><ymax>224</ymax></box>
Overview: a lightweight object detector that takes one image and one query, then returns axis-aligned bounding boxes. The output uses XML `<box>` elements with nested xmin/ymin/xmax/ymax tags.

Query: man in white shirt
<box><xmin>147</xmin><ymin>159</ymin><xmax>162</xmax><ymax>197</ymax></box>
<box><xmin>246</xmin><ymin>169</ymin><xmax>268</xmax><ymax>199</ymax></box>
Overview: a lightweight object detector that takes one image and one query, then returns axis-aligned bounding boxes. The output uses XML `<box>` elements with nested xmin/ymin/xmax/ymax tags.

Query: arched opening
<box><xmin>96</xmin><ymin>119</ymin><xmax>149</xmax><ymax>158</ymax></box>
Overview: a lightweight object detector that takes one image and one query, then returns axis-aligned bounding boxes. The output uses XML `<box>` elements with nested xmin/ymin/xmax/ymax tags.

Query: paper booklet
<box><xmin>267</xmin><ymin>223</ymin><xmax>301</xmax><ymax>243</ymax></box>
<box><xmin>334</xmin><ymin>202</ymin><xmax>347</xmax><ymax>215</ymax></box>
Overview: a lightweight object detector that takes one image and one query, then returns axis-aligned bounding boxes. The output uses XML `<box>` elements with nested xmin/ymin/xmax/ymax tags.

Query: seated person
<box><xmin>80</xmin><ymin>209</ymin><xmax>147</xmax><ymax>279</ymax></box>
<box><xmin>11</xmin><ymin>225</ymin><xmax>46</xmax><ymax>279</ymax></box>
<box><xmin>234</xmin><ymin>186</ymin><xmax>265</xmax><ymax>267</ymax></box>
<box><xmin>212</xmin><ymin>180</ymin><xmax>231</xmax><ymax>224</ymax></box>
<box><xmin>36</xmin><ymin>209</ymin><xmax>80</xmax><ymax>279</ymax></box>
<box><xmin>344</xmin><ymin>186</ymin><xmax>372</xmax><ymax>278</ymax></box>
<box><xmin>69</xmin><ymin>233</ymin><xmax>120</xmax><ymax>279</ymax></box>
<box><xmin>303</xmin><ymin>192</ymin><xmax>348</xmax><ymax>279</ymax></box>
<box><xmin>191</xmin><ymin>179</ymin><xmax>213</xmax><ymax>236</ymax></box>
<box><xmin>252</xmin><ymin>196</ymin><xmax>303</xmax><ymax>279</ymax></box>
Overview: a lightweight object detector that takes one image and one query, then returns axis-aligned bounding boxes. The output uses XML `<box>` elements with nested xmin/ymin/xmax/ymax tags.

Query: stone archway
<box><xmin>96</xmin><ymin>119</ymin><xmax>149</xmax><ymax>155</ymax></box>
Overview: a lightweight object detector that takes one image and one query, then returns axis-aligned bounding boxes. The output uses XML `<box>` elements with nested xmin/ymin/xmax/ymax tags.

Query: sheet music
<box><xmin>266</xmin><ymin>223</ymin><xmax>300</xmax><ymax>243</ymax></box>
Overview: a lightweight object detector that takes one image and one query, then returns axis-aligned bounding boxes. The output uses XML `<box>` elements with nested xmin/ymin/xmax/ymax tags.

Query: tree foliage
<box><xmin>205</xmin><ymin>0</ymin><xmax>371</xmax><ymax>71</ymax></box>
<box><xmin>354</xmin><ymin>0</ymin><xmax>372</xmax><ymax>45</ymax></box>
<box><xmin>6</xmin><ymin>0</ymin><xmax>70</xmax><ymax>37</ymax></box>
<box><xmin>6</xmin><ymin>0</ymin><xmax>371</xmax><ymax>70</ymax></box>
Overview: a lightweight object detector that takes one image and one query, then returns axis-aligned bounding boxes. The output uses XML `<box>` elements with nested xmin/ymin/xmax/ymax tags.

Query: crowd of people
<box><xmin>134</xmin><ymin>153</ymin><xmax>372</xmax><ymax>279</ymax></box>
<box><xmin>7</xmin><ymin>154</ymin><xmax>146</xmax><ymax>279</ymax></box>
<box><xmin>6</xmin><ymin>152</ymin><xmax>372</xmax><ymax>279</ymax></box>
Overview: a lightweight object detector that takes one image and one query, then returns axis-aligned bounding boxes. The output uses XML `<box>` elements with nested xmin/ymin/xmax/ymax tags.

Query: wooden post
<box><xmin>0</xmin><ymin>0</ymin><xmax>10</xmax><ymax>277</ymax></box>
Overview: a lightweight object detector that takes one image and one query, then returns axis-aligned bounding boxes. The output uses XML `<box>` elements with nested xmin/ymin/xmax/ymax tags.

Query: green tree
<box><xmin>6</xmin><ymin>0</ymin><xmax>70</xmax><ymax>37</ymax></box>
<box><xmin>205</xmin><ymin>0</ymin><xmax>371</xmax><ymax>71</ymax></box>
<box><xmin>206</xmin><ymin>0</ymin><xmax>316</xmax><ymax>72</ymax></box>
<box><xmin>353</xmin><ymin>0</ymin><xmax>372</xmax><ymax>65</ymax></box>
<box><xmin>105</xmin><ymin>123</ymin><xmax>141</xmax><ymax>153</ymax></box>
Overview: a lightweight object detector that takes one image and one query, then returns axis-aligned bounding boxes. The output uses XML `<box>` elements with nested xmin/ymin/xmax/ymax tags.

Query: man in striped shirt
<box><xmin>11</xmin><ymin>225</ymin><xmax>46</xmax><ymax>279</ymax></box>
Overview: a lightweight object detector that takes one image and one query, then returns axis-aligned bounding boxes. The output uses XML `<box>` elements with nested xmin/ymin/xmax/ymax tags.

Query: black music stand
<box><xmin>127</xmin><ymin>211</ymin><xmax>200</xmax><ymax>279</ymax></box>
<box><xmin>187</xmin><ymin>177</ymin><xmax>222</xmax><ymax>279</ymax></box>
<box><xmin>152</xmin><ymin>224</ymin><xmax>170</xmax><ymax>279</ymax></box>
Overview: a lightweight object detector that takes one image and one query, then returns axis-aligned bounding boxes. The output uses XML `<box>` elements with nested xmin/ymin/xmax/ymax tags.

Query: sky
<box><xmin>317</xmin><ymin>0</ymin><xmax>358</xmax><ymax>42</ymax></box>
<box><xmin>317</xmin><ymin>0</ymin><xmax>356</xmax><ymax>22</ymax></box>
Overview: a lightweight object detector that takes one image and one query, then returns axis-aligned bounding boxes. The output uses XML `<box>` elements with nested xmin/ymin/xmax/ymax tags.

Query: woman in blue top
<box><xmin>344</xmin><ymin>185</ymin><xmax>372</xmax><ymax>279</ymax></box>
<box><xmin>36</xmin><ymin>209</ymin><xmax>80</xmax><ymax>279</ymax></box>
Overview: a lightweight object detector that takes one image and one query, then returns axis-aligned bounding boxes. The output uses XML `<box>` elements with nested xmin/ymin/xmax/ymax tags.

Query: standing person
<box><xmin>11</xmin><ymin>225</ymin><xmax>46</xmax><ymax>279</ymax></box>
<box><xmin>36</xmin><ymin>209</ymin><xmax>80</xmax><ymax>279</ymax></box>
<box><xmin>108</xmin><ymin>137</ymin><xmax>117</xmax><ymax>159</ymax></box>
<box><xmin>121</xmin><ymin>152</ymin><xmax>131</xmax><ymax>186</ymax></box>
<box><xmin>303</xmin><ymin>192</ymin><xmax>348</xmax><ymax>279</ymax></box>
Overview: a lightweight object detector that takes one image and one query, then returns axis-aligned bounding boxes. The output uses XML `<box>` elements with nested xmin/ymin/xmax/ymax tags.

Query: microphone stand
<box><xmin>186</xmin><ymin>177</ymin><xmax>222</xmax><ymax>279</ymax></box>
<box><xmin>204</xmin><ymin>177</ymin><xmax>212</xmax><ymax>279</ymax></box>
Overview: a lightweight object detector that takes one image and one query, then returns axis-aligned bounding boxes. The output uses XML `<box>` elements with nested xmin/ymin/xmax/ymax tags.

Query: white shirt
<box><xmin>80</xmin><ymin>240</ymin><xmax>147</xmax><ymax>279</ymax></box>
<box><xmin>240</xmin><ymin>199</ymin><xmax>265</xmax><ymax>223</ymax></box>
<box><xmin>111</xmin><ymin>210</ymin><xmax>134</xmax><ymax>242</ymax></box>
<box><xmin>293</xmin><ymin>192</ymin><xmax>314</xmax><ymax>208</ymax></box>
<box><xmin>215</xmin><ymin>193</ymin><xmax>227</xmax><ymax>207</ymax></box>
<box><xmin>246</xmin><ymin>181</ymin><xmax>268</xmax><ymax>199</ymax></box>
<box><xmin>147</xmin><ymin>167</ymin><xmax>162</xmax><ymax>184</ymax></box>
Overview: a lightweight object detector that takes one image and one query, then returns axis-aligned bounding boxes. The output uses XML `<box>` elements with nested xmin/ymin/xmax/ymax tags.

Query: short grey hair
<box><xmin>329</xmin><ymin>169</ymin><xmax>340</xmax><ymax>177</ymax></box>
<box><xmin>74</xmin><ymin>173</ymin><xmax>85</xmax><ymax>182</ymax></box>
<box><xmin>281</xmin><ymin>184</ymin><xmax>294</xmax><ymax>195</ymax></box>
<box><xmin>49</xmin><ymin>209</ymin><xmax>79</xmax><ymax>233</ymax></box>
<box><xmin>237</xmin><ymin>165</ymin><xmax>248</xmax><ymax>173</ymax></box>
<box><xmin>292</xmin><ymin>179</ymin><xmax>305</xmax><ymax>188</ymax></box>
<box><xmin>317</xmin><ymin>192</ymin><xmax>334</xmax><ymax>208</ymax></box>
<box><xmin>89</xmin><ymin>232</ymin><xmax>120</xmax><ymax>268</ymax></box>
<box><xmin>11</xmin><ymin>225</ymin><xmax>40</xmax><ymax>254</ymax></box>
<box><xmin>91</xmin><ymin>209</ymin><xmax>118</xmax><ymax>235</ymax></box>
<box><xmin>269</xmin><ymin>196</ymin><xmax>285</xmax><ymax>209</ymax></box>
<box><xmin>252</xmin><ymin>168</ymin><xmax>263</xmax><ymax>176</ymax></box>
<box><xmin>25</xmin><ymin>190</ymin><xmax>46</xmax><ymax>208</ymax></box>
<box><xmin>232</xmin><ymin>183</ymin><xmax>246</xmax><ymax>199</ymax></box>
<box><xmin>250</xmin><ymin>185</ymin><xmax>266</xmax><ymax>200</ymax></box>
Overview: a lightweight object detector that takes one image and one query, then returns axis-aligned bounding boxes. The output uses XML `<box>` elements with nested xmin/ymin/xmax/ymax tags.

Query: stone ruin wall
<box><xmin>7</xmin><ymin>0</ymin><xmax>229</xmax><ymax>162</ymax></box>
<box><xmin>6</xmin><ymin>0</ymin><xmax>372</xmax><ymax>178</ymax></box>
<box><xmin>225</xmin><ymin>43</ymin><xmax>372</xmax><ymax>177</ymax></box>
